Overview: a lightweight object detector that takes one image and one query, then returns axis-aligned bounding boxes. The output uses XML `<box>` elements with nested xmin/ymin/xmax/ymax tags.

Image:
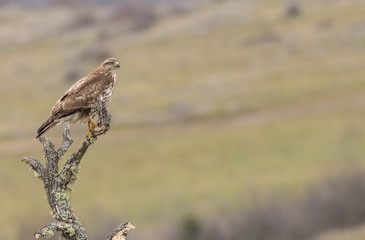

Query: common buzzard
<box><xmin>36</xmin><ymin>57</ymin><xmax>120</xmax><ymax>138</ymax></box>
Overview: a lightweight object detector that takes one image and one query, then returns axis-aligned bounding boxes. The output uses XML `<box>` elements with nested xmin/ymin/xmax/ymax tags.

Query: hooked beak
<box><xmin>115</xmin><ymin>61</ymin><xmax>120</xmax><ymax>68</ymax></box>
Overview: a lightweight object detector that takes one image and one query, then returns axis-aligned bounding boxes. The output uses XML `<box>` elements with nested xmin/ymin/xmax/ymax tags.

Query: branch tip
<box><xmin>57</xmin><ymin>125</ymin><xmax>73</xmax><ymax>159</ymax></box>
<box><xmin>108</xmin><ymin>222</ymin><xmax>135</xmax><ymax>240</ymax></box>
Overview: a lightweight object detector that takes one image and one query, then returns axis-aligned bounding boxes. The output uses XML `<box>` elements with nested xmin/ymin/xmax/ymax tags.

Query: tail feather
<box><xmin>36</xmin><ymin>116</ymin><xmax>57</xmax><ymax>139</ymax></box>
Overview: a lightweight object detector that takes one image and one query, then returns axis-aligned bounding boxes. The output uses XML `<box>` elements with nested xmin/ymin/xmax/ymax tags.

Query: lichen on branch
<box><xmin>22</xmin><ymin>98</ymin><xmax>134</xmax><ymax>240</ymax></box>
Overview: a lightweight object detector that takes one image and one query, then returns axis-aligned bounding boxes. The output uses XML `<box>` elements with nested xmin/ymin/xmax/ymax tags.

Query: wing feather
<box><xmin>50</xmin><ymin>74</ymin><xmax>112</xmax><ymax>117</ymax></box>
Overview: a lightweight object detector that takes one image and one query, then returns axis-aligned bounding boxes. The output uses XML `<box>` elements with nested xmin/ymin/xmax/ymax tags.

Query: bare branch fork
<box><xmin>22</xmin><ymin>98</ymin><xmax>135</xmax><ymax>240</ymax></box>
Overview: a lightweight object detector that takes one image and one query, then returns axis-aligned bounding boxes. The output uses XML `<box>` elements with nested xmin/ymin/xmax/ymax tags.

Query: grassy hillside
<box><xmin>311</xmin><ymin>224</ymin><xmax>365</xmax><ymax>240</ymax></box>
<box><xmin>1</xmin><ymin>0</ymin><xmax>365</xmax><ymax>239</ymax></box>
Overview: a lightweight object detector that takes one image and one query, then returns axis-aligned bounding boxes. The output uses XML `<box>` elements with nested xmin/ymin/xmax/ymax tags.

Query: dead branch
<box><xmin>106</xmin><ymin>222</ymin><xmax>135</xmax><ymax>240</ymax></box>
<box><xmin>22</xmin><ymin>99</ymin><xmax>134</xmax><ymax>240</ymax></box>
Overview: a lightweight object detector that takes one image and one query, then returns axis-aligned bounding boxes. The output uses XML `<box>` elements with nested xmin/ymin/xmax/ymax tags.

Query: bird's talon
<box><xmin>92</xmin><ymin>125</ymin><xmax>107</xmax><ymax>136</ymax></box>
<box><xmin>88</xmin><ymin>118</ymin><xmax>97</xmax><ymax>132</ymax></box>
<box><xmin>93</xmin><ymin>126</ymin><xmax>102</xmax><ymax>132</ymax></box>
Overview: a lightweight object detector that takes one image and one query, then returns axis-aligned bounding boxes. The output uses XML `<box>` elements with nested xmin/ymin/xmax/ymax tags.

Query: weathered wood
<box><xmin>22</xmin><ymin>98</ymin><xmax>134</xmax><ymax>240</ymax></box>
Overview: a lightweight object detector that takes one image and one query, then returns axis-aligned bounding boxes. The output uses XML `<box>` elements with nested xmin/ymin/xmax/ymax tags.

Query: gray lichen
<box><xmin>22</xmin><ymin>98</ymin><xmax>134</xmax><ymax>240</ymax></box>
<box><xmin>41</xmin><ymin>229</ymin><xmax>54</xmax><ymax>238</ymax></box>
<box><xmin>34</xmin><ymin>171</ymin><xmax>42</xmax><ymax>178</ymax></box>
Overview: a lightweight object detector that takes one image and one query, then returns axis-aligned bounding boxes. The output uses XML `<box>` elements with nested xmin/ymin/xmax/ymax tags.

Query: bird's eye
<box><xmin>108</xmin><ymin>62</ymin><xmax>113</xmax><ymax>65</ymax></box>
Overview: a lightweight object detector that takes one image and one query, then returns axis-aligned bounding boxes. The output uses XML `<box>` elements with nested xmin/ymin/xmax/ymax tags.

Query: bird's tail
<box><xmin>36</xmin><ymin>116</ymin><xmax>57</xmax><ymax>139</ymax></box>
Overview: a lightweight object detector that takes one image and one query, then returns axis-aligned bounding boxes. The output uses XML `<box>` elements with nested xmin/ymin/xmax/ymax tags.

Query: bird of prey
<box><xmin>36</xmin><ymin>57</ymin><xmax>120</xmax><ymax>138</ymax></box>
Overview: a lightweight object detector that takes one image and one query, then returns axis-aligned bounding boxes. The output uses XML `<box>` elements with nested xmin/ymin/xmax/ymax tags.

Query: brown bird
<box><xmin>36</xmin><ymin>57</ymin><xmax>120</xmax><ymax>138</ymax></box>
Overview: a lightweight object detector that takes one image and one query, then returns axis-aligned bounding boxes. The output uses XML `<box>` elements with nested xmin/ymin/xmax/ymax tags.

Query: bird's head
<box><xmin>100</xmin><ymin>57</ymin><xmax>120</xmax><ymax>72</ymax></box>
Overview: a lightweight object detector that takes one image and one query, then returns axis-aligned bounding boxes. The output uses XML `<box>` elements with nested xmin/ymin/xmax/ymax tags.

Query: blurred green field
<box><xmin>1</xmin><ymin>0</ymin><xmax>365</xmax><ymax>239</ymax></box>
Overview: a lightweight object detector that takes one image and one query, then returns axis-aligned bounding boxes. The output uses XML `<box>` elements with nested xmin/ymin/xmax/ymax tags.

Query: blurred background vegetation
<box><xmin>1</xmin><ymin>0</ymin><xmax>365</xmax><ymax>239</ymax></box>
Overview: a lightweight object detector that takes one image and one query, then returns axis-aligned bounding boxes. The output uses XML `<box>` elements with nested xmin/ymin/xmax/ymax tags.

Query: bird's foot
<box><xmin>88</xmin><ymin>118</ymin><xmax>97</xmax><ymax>132</ymax></box>
<box><xmin>86</xmin><ymin>124</ymin><xmax>108</xmax><ymax>139</ymax></box>
<box><xmin>93</xmin><ymin>125</ymin><xmax>107</xmax><ymax>135</ymax></box>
